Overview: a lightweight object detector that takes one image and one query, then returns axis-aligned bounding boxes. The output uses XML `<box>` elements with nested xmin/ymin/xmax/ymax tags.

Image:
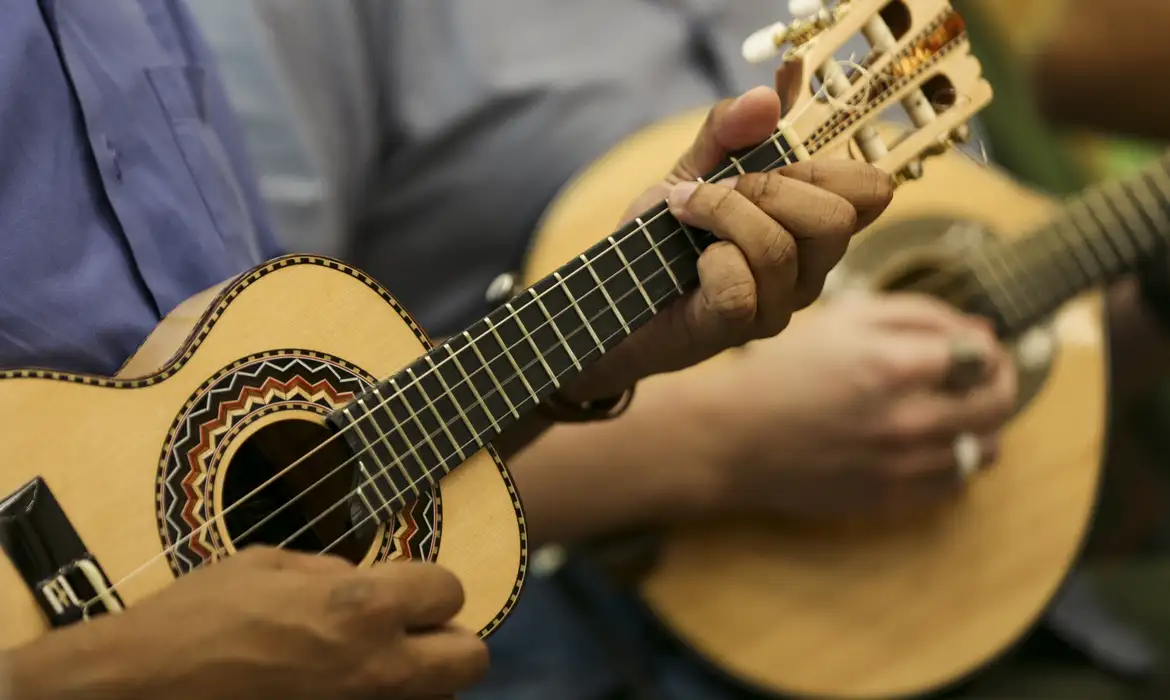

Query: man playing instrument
<box><xmin>186</xmin><ymin>0</ymin><xmax>1170</xmax><ymax>698</ymax></box>
<box><xmin>0</xmin><ymin>2</ymin><xmax>893</xmax><ymax>699</ymax></box>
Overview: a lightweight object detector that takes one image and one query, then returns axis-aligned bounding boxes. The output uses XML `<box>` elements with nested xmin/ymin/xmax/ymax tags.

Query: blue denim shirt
<box><xmin>0</xmin><ymin>0</ymin><xmax>280</xmax><ymax>375</ymax></box>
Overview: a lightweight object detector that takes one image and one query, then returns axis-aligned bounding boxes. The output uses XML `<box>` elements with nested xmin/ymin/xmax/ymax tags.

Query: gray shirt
<box><xmin>188</xmin><ymin>0</ymin><xmax>819</xmax><ymax>335</ymax></box>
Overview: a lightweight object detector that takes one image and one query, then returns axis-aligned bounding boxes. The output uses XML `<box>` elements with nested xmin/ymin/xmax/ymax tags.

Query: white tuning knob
<box><xmin>741</xmin><ymin>21</ymin><xmax>789</xmax><ymax>64</ymax></box>
<box><xmin>788</xmin><ymin>0</ymin><xmax>824</xmax><ymax>20</ymax></box>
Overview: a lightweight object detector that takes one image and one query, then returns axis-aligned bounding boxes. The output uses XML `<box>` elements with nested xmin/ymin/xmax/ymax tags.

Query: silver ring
<box><xmin>953</xmin><ymin>432</ymin><xmax>981</xmax><ymax>483</ymax></box>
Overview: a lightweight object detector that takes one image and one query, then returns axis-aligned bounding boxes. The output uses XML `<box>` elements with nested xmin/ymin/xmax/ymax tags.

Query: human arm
<box><xmin>510</xmin><ymin>294</ymin><xmax>1017</xmax><ymax>547</ymax></box>
<box><xmin>6</xmin><ymin>549</ymin><xmax>484</xmax><ymax>700</ymax></box>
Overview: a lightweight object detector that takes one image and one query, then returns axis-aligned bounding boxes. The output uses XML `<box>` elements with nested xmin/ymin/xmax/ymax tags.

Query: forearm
<box><xmin>1031</xmin><ymin>0</ymin><xmax>1170</xmax><ymax>139</ymax></box>
<box><xmin>507</xmin><ymin>368</ymin><xmax>730</xmax><ymax>548</ymax></box>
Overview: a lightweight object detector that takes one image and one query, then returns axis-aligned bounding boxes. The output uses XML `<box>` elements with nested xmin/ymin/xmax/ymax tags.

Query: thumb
<box><xmin>670</xmin><ymin>86</ymin><xmax>782</xmax><ymax>183</ymax></box>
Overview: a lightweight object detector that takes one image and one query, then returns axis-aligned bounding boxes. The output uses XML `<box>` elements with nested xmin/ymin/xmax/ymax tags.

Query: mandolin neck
<box><xmin>966</xmin><ymin>152</ymin><xmax>1170</xmax><ymax>338</ymax></box>
<box><xmin>326</xmin><ymin>130</ymin><xmax>801</xmax><ymax>502</ymax></box>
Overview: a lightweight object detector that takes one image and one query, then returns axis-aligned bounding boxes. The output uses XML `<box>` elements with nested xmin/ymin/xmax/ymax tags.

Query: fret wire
<box><xmin>407</xmin><ymin>368</ymin><xmax>465</xmax><ymax>462</ymax></box>
<box><xmin>580</xmin><ymin>253</ymin><xmax>631</xmax><ymax>336</ymax></box>
<box><xmin>729</xmin><ymin>155</ymin><xmax>746</xmax><ymax>175</ymax></box>
<box><xmin>1090</xmin><ymin>187</ymin><xmax>1138</xmax><ymax>264</ymax></box>
<box><xmin>425</xmin><ymin>355</ymin><xmax>482</xmax><ymax>448</ymax></box>
<box><xmin>637</xmin><ymin>217</ymin><xmax>682</xmax><ymax>293</ymax></box>
<box><xmin>530</xmin><ymin>288</ymin><xmax>581</xmax><ymax>371</ymax></box>
<box><xmin>352</xmin><ymin>472</ymin><xmax>379</xmax><ymax>519</ymax></box>
<box><xmin>1031</xmin><ymin>212</ymin><xmax>1088</xmax><ymax>293</ymax></box>
<box><xmin>485</xmin><ymin>316</ymin><xmax>539</xmax><ymax>402</ymax></box>
<box><xmin>608</xmin><ymin>235</ymin><xmax>656</xmax><ymax>313</ymax></box>
<box><xmin>1139</xmin><ymin>170</ymin><xmax>1170</xmax><ymax>249</ymax></box>
<box><xmin>1117</xmin><ymin>178</ymin><xmax>1165</xmax><ymax>251</ymax></box>
<box><xmin>506</xmin><ymin>301</ymin><xmax>558</xmax><ymax>388</ymax></box>
<box><xmin>446</xmin><ymin>344</ymin><xmax>500</xmax><ymax>434</ymax></box>
<box><xmin>357</xmin><ymin>463</ymin><xmax>393</xmax><ymax>515</ymax></box>
<box><xmin>770</xmin><ymin>132</ymin><xmax>792</xmax><ymax>163</ymax></box>
<box><xmin>1068</xmin><ymin>197</ymin><xmax>1121</xmax><ymax>273</ymax></box>
<box><xmin>1127</xmin><ymin>174</ymin><xmax>1170</xmax><ymax>242</ymax></box>
<box><xmin>344</xmin><ymin>401</ymin><xmax>405</xmax><ymax>508</ymax></box>
<box><xmin>374</xmin><ymin>386</ymin><xmax>423</xmax><ymax>497</ymax></box>
<box><xmin>391</xmin><ymin>377</ymin><xmax>445</xmax><ymax>482</ymax></box>
<box><xmin>554</xmin><ymin>271</ymin><xmax>605</xmax><ymax>353</ymax></box>
<box><xmin>463</xmin><ymin>330</ymin><xmax>520</xmax><ymax>419</ymax></box>
<box><xmin>973</xmin><ymin>247</ymin><xmax>1027</xmax><ymax>328</ymax></box>
<box><xmin>677</xmin><ymin>222</ymin><xmax>703</xmax><ymax>255</ymax></box>
<box><xmin>1049</xmin><ymin>216</ymin><xmax>1099</xmax><ymax>280</ymax></box>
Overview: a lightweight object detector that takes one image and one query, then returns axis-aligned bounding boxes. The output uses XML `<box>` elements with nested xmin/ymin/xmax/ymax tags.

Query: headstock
<box><xmin>742</xmin><ymin>0</ymin><xmax>992</xmax><ymax>183</ymax></box>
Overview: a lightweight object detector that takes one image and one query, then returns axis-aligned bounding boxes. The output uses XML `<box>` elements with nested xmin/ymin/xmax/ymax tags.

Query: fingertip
<box><xmin>719</xmin><ymin>86</ymin><xmax>782</xmax><ymax>148</ymax></box>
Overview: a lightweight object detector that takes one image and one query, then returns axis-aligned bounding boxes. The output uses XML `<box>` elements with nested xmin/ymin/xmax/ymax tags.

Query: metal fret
<box><xmin>678</xmin><ymin>222</ymin><xmax>703</xmax><ymax>255</ymax></box>
<box><xmin>357</xmin><ymin>463</ymin><xmax>393</xmax><ymax>515</ymax></box>
<box><xmin>390</xmin><ymin>377</ymin><xmax>443</xmax><ymax>483</ymax></box>
<box><xmin>506</xmin><ymin>302</ymin><xmax>558</xmax><ymax>388</ymax></box>
<box><xmin>636</xmin><ymin>217</ymin><xmax>681</xmax><ymax>293</ymax></box>
<box><xmin>426</xmin><ymin>355</ymin><xmax>482</xmax><ymax>447</ymax></box>
<box><xmin>344</xmin><ymin>402</ymin><xmax>404</xmax><ymax>507</ymax></box>
<box><xmin>351</xmin><ymin>396</ymin><xmax>409</xmax><ymax>505</ymax></box>
<box><xmin>464</xmin><ymin>330</ymin><xmax>520</xmax><ymax>418</ymax></box>
<box><xmin>485</xmin><ymin>316</ymin><xmax>538</xmax><ymax>402</ymax></box>
<box><xmin>729</xmin><ymin>155</ymin><xmax>746</xmax><ymax>175</ymax></box>
<box><xmin>608</xmin><ymin>235</ymin><xmax>656</xmax><ymax>314</ymax></box>
<box><xmin>1132</xmin><ymin>173</ymin><xmax>1170</xmax><ymax>238</ymax></box>
<box><xmin>1087</xmin><ymin>187</ymin><xmax>1136</xmax><ymax>263</ymax></box>
<box><xmin>530</xmin><ymin>288</ymin><xmax>581</xmax><ymax>371</ymax></box>
<box><xmin>1068</xmin><ymin>197</ymin><xmax>1120</xmax><ymax>271</ymax></box>
<box><xmin>554</xmin><ymin>271</ymin><xmax>604</xmax><ymax>354</ymax></box>
<box><xmin>1120</xmin><ymin>177</ymin><xmax>1169</xmax><ymax>250</ymax></box>
<box><xmin>1049</xmin><ymin>218</ymin><xmax>1099</xmax><ymax>280</ymax></box>
<box><xmin>352</xmin><ymin>472</ymin><xmax>379</xmax><ymax>518</ymax></box>
<box><xmin>407</xmin><ymin>368</ymin><xmax>464</xmax><ymax>462</ymax></box>
<box><xmin>446</xmin><ymin>344</ymin><xmax>500</xmax><ymax>433</ymax></box>
<box><xmin>374</xmin><ymin>386</ymin><xmax>422</xmax><ymax>497</ymax></box>
<box><xmin>580</xmin><ymin>254</ymin><xmax>630</xmax><ymax>336</ymax></box>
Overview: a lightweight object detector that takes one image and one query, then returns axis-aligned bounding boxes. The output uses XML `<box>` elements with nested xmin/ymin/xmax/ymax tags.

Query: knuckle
<box><xmin>758</xmin><ymin>227</ymin><xmax>796</xmax><ymax>269</ymax></box>
<box><xmin>707</xmin><ymin>276</ymin><xmax>758</xmax><ymax>323</ymax></box>
<box><xmin>742</xmin><ymin>172</ymin><xmax>781</xmax><ymax>203</ymax></box>
<box><xmin>883</xmin><ymin>410</ymin><xmax>935</xmax><ymax>447</ymax></box>
<box><xmin>818</xmin><ymin>195</ymin><xmax>858</xmax><ymax>234</ymax></box>
<box><xmin>706</xmin><ymin>182</ymin><xmax>740</xmax><ymax>219</ymax></box>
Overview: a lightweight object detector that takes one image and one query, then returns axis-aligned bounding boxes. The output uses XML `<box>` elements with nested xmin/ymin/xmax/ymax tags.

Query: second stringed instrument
<box><xmin>0</xmin><ymin>0</ymin><xmax>975</xmax><ymax>660</ymax></box>
<box><xmin>523</xmin><ymin>4</ymin><xmax>1170</xmax><ymax>697</ymax></box>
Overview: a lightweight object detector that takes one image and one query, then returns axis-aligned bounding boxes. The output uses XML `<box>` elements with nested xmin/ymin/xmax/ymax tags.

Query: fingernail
<box><xmin>714</xmin><ymin>176</ymin><xmax>739</xmax><ymax>189</ymax></box>
<box><xmin>668</xmin><ymin>181</ymin><xmax>699</xmax><ymax>213</ymax></box>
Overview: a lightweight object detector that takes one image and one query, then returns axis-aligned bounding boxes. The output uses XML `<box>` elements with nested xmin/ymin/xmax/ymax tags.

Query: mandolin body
<box><xmin>0</xmin><ymin>257</ymin><xmax>526</xmax><ymax>651</ymax></box>
<box><xmin>523</xmin><ymin>111</ymin><xmax>1104</xmax><ymax>698</ymax></box>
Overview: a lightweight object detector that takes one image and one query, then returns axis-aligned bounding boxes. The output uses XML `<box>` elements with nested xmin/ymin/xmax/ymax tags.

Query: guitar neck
<box><xmin>327</xmin><ymin>130</ymin><xmax>801</xmax><ymax>498</ymax></box>
<box><xmin>967</xmin><ymin>152</ymin><xmax>1170</xmax><ymax>338</ymax></box>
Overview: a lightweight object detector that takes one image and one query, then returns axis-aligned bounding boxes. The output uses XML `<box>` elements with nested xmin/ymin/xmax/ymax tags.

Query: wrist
<box><xmin>664</xmin><ymin>359</ymin><xmax>753</xmax><ymax>518</ymax></box>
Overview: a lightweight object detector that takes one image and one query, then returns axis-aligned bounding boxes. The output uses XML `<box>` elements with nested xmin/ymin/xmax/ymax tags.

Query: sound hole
<box><xmin>876</xmin><ymin>253</ymin><xmax>965</xmax><ymax>302</ymax></box>
<box><xmin>221</xmin><ymin>418</ymin><xmax>377</xmax><ymax>563</ymax></box>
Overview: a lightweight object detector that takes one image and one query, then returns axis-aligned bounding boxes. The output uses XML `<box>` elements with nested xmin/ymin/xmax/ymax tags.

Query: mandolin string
<box><xmin>181</xmin><ymin>25</ymin><xmax>978</xmax><ymax>554</ymax></box>
<box><xmin>166</xmin><ymin>21</ymin><xmax>977</xmax><ymax>559</ymax></box>
<box><xmin>269</xmin><ymin>162</ymin><xmax>1170</xmax><ymax>559</ymax></box>
<box><xmin>81</xmin><ymin>26</ymin><xmax>999</xmax><ymax>609</ymax></box>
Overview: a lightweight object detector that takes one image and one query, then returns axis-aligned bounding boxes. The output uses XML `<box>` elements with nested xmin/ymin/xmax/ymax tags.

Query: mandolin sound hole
<box><xmin>221</xmin><ymin>418</ymin><xmax>377</xmax><ymax>564</ymax></box>
<box><xmin>876</xmin><ymin>254</ymin><xmax>969</xmax><ymax>307</ymax></box>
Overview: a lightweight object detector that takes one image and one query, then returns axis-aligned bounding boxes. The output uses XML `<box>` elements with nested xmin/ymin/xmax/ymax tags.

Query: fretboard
<box><xmin>963</xmin><ymin>151</ymin><xmax>1170</xmax><ymax>338</ymax></box>
<box><xmin>328</xmin><ymin>129</ymin><xmax>801</xmax><ymax>513</ymax></box>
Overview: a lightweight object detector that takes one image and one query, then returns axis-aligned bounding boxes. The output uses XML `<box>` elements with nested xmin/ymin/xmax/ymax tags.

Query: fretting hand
<box><xmin>560</xmin><ymin>86</ymin><xmax>895</xmax><ymax>401</ymax></box>
<box><xmin>690</xmin><ymin>293</ymin><xmax>1018</xmax><ymax>520</ymax></box>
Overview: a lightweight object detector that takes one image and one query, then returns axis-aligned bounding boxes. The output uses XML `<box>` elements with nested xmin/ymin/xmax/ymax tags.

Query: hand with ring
<box><xmin>689</xmin><ymin>292</ymin><xmax>1019</xmax><ymax>521</ymax></box>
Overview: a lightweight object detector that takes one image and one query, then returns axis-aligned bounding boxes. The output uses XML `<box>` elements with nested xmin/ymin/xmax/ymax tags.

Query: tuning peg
<box><xmin>788</xmin><ymin>0</ymin><xmax>825</xmax><ymax>20</ymax></box>
<box><xmin>742</xmin><ymin>21</ymin><xmax>790</xmax><ymax>64</ymax></box>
